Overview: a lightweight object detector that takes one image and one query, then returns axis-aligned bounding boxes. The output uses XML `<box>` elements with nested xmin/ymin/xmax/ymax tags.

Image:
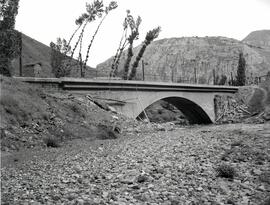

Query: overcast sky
<box><xmin>15</xmin><ymin>0</ymin><xmax>270</xmax><ymax>67</ymax></box>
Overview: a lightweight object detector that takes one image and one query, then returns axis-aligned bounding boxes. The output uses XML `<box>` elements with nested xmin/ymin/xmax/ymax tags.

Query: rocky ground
<box><xmin>1</xmin><ymin>76</ymin><xmax>270</xmax><ymax>204</ymax></box>
<box><xmin>1</xmin><ymin>122</ymin><xmax>270</xmax><ymax>205</ymax></box>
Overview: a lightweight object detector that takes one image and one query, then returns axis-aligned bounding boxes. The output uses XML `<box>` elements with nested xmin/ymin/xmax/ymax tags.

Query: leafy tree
<box><xmin>0</xmin><ymin>0</ymin><xmax>19</xmax><ymax>30</ymax></box>
<box><xmin>0</xmin><ymin>0</ymin><xmax>20</xmax><ymax>76</ymax></box>
<box><xmin>65</xmin><ymin>0</ymin><xmax>117</xmax><ymax>77</ymax></box>
<box><xmin>122</xmin><ymin>11</ymin><xmax>141</xmax><ymax>80</ymax></box>
<box><xmin>228</xmin><ymin>72</ymin><xmax>237</xmax><ymax>86</ymax></box>
<box><xmin>70</xmin><ymin>1</ymin><xmax>104</xmax><ymax>60</ymax></box>
<box><xmin>128</xmin><ymin>26</ymin><xmax>161</xmax><ymax>80</ymax></box>
<box><xmin>217</xmin><ymin>74</ymin><xmax>227</xmax><ymax>85</ymax></box>
<box><xmin>64</xmin><ymin>15</ymin><xmax>86</xmax><ymax>56</ymax></box>
<box><xmin>63</xmin><ymin>0</ymin><xmax>104</xmax><ymax>77</ymax></box>
<box><xmin>110</xmin><ymin>10</ymin><xmax>131</xmax><ymax>77</ymax></box>
<box><xmin>50</xmin><ymin>38</ymin><xmax>71</xmax><ymax>78</ymax></box>
<box><xmin>83</xmin><ymin>1</ymin><xmax>117</xmax><ymax>75</ymax></box>
<box><xmin>235</xmin><ymin>52</ymin><xmax>246</xmax><ymax>86</ymax></box>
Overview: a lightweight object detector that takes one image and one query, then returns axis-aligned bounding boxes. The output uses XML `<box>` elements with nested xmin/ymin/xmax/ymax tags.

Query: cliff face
<box><xmin>97</xmin><ymin>34</ymin><xmax>270</xmax><ymax>84</ymax></box>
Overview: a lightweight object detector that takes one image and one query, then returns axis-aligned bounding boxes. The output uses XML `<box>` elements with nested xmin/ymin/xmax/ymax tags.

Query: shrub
<box><xmin>216</xmin><ymin>164</ymin><xmax>236</xmax><ymax>179</ymax></box>
<box><xmin>96</xmin><ymin>124</ymin><xmax>118</xmax><ymax>140</ymax></box>
<box><xmin>44</xmin><ymin>136</ymin><xmax>60</xmax><ymax>148</ymax></box>
<box><xmin>260</xmin><ymin>197</ymin><xmax>270</xmax><ymax>205</ymax></box>
<box><xmin>248</xmin><ymin>88</ymin><xmax>266</xmax><ymax>114</ymax></box>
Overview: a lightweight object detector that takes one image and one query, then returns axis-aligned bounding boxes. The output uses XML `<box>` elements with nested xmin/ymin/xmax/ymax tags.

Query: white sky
<box><xmin>15</xmin><ymin>0</ymin><xmax>270</xmax><ymax>67</ymax></box>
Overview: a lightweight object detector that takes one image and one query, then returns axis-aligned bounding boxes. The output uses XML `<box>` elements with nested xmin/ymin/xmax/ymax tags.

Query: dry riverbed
<box><xmin>1</xmin><ymin>122</ymin><xmax>270</xmax><ymax>205</ymax></box>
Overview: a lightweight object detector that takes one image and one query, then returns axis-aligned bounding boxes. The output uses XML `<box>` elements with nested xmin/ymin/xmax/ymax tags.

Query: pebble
<box><xmin>1</xmin><ymin>123</ymin><xmax>269</xmax><ymax>205</ymax></box>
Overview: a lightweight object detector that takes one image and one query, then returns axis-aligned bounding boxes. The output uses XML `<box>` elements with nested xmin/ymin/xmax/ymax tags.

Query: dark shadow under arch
<box><xmin>138</xmin><ymin>97</ymin><xmax>212</xmax><ymax>124</ymax></box>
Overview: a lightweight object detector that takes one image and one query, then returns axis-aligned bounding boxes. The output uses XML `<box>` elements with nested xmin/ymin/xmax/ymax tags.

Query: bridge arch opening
<box><xmin>137</xmin><ymin>97</ymin><xmax>212</xmax><ymax>124</ymax></box>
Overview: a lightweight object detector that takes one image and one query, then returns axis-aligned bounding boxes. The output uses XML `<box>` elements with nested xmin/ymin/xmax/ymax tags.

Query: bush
<box><xmin>248</xmin><ymin>87</ymin><xmax>266</xmax><ymax>114</ymax></box>
<box><xmin>216</xmin><ymin>164</ymin><xmax>236</xmax><ymax>179</ymax></box>
<box><xmin>96</xmin><ymin>124</ymin><xmax>118</xmax><ymax>140</ymax></box>
<box><xmin>260</xmin><ymin>197</ymin><xmax>270</xmax><ymax>205</ymax></box>
<box><xmin>44</xmin><ymin>136</ymin><xmax>60</xmax><ymax>148</ymax></box>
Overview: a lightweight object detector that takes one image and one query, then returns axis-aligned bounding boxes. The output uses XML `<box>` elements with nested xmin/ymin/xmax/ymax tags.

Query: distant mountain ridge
<box><xmin>11</xmin><ymin>30</ymin><xmax>270</xmax><ymax>81</ymax></box>
<box><xmin>97</xmin><ymin>30</ymin><xmax>270</xmax><ymax>84</ymax></box>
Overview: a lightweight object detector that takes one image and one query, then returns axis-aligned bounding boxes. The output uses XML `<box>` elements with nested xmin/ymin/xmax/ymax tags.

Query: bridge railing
<box><xmin>86</xmin><ymin>69</ymin><xmax>269</xmax><ymax>85</ymax></box>
<box><xmin>89</xmin><ymin>70</ymin><xmax>202</xmax><ymax>84</ymax></box>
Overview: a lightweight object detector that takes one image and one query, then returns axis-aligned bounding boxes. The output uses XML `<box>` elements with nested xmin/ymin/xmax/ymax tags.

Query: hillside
<box><xmin>11</xmin><ymin>31</ymin><xmax>270</xmax><ymax>81</ymax></box>
<box><xmin>0</xmin><ymin>75</ymin><xmax>131</xmax><ymax>152</ymax></box>
<box><xmin>242</xmin><ymin>30</ymin><xmax>270</xmax><ymax>70</ymax></box>
<box><xmin>243</xmin><ymin>30</ymin><xmax>270</xmax><ymax>49</ymax></box>
<box><xmin>97</xmin><ymin>35</ymin><xmax>270</xmax><ymax>84</ymax></box>
<box><xmin>11</xmin><ymin>33</ymin><xmax>96</xmax><ymax>78</ymax></box>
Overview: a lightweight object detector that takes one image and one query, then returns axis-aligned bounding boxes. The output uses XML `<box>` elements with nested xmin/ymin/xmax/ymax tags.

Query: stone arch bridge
<box><xmin>19</xmin><ymin>77</ymin><xmax>238</xmax><ymax>124</ymax></box>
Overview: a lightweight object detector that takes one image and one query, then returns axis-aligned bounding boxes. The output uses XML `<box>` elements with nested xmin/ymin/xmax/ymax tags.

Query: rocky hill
<box><xmin>11</xmin><ymin>33</ymin><xmax>96</xmax><ymax>78</ymax></box>
<box><xmin>242</xmin><ymin>30</ymin><xmax>270</xmax><ymax>72</ymax></box>
<box><xmin>97</xmin><ymin>32</ymin><xmax>270</xmax><ymax>84</ymax></box>
<box><xmin>243</xmin><ymin>30</ymin><xmax>270</xmax><ymax>49</ymax></box>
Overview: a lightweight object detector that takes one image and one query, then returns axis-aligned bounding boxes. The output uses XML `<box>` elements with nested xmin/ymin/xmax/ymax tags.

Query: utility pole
<box><xmin>142</xmin><ymin>59</ymin><xmax>145</xmax><ymax>81</ymax></box>
<box><xmin>19</xmin><ymin>32</ymin><xmax>22</xmax><ymax>76</ymax></box>
<box><xmin>194</xmin><ymin>67</ymin><xmax>197</xmax><ymax>84</ymax></box>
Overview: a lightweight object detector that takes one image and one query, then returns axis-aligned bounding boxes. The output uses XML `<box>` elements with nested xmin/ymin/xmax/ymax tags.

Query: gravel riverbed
<box><xmin>1</xmin><ymin>123</ymin><xmax>270</xmax><ymax>205</ymax></box>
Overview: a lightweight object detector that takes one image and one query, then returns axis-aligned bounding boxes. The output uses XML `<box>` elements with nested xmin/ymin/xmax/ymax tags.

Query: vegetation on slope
<box><xmin>0</xmin><ymin>76</ymin><xmax>122</xmax><ymax>151</ymax></box>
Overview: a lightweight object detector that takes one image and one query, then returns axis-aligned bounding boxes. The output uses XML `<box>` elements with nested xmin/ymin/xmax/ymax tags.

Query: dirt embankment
<box><xmin>0</xmin><ymin>76</ymin><xmax>132</xmax><ymax>152</ymax></box>
<box><xmin>214</xmin><ymin>78</ymin><xmax>270</xmax><ymax>123</ymax></box>
<box><xmin>0</xmin><ymin>75</ymin><xmax>269</xmax><ymax>152</ymax></box>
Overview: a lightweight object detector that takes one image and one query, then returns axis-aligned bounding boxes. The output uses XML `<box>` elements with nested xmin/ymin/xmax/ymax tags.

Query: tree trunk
<box><xmin>128</xmin><ymin>42</ymin><xmax>147</xmax><ymax>80</ymax></box>
<box><xmin>66</xmin><ymin>24</ymin><xmax>82</xmax><ymax>55</ymax></box>
<box><xmin>123</xmin><ymin>43</ymin><xmax>133</xmax><ymax>80</ymax></box>
<box><xmin>110</xmin><ymin>39</ymin><xmax>128</xmax><ymax>77</ymax></box>
<box><xmin>83</xmin><ymin>14</ymin><xmax>108</xmax><ymax>71</ymax></box>
<box><xmin>110</xmin><ymin>29</ymin><xmax>128</xmax><ymax>77</ymax></box>
<box><xmin>70</xmin><ymin>21</ymin><xmax>88</xmax><ymax>59</ymax></box>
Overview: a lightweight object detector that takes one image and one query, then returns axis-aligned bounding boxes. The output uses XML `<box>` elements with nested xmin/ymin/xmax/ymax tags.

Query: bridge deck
<box><xmin>15</xmin><ymin>77</ymin><xmax>239</xmax><ymax>93</ymax></box>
